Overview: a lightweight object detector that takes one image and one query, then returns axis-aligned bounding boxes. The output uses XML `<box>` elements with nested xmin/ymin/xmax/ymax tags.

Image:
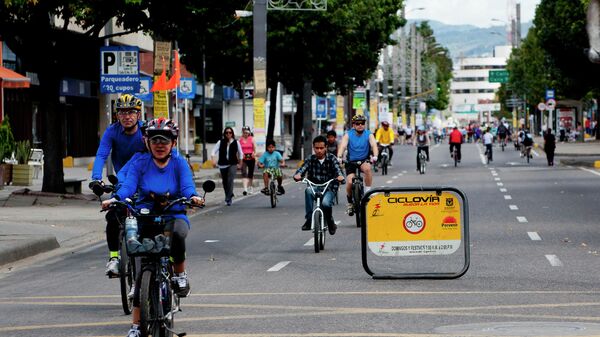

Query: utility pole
<box><xmin>399</xmin><ymin>8</ymin><xmax>407</xmax><ymax>128</ymax></box>
<box><xmin>410</xmin><ymin>23</ymin><xmax>417</xmax><ymax>127</ymax></box>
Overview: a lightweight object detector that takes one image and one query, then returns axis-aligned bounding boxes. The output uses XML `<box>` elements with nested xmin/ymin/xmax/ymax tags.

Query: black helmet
<box><xmin>352</xmin><ymin>114</ymin><xmax>367</xmax><ymax>123</ymax></box>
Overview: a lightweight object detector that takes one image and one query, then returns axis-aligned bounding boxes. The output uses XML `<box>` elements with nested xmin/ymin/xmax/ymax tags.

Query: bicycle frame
<box><xmin>302</xmin><ymin>178</ymin><xmax>335</xmax><ymax>253</ymax></box>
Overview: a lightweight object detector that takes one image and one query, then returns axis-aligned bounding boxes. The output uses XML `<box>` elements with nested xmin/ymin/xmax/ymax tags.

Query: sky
<box><xmin>404</xmin><ymin>0</ymin><xmax>542</xmax><ymax>28</ymax></box>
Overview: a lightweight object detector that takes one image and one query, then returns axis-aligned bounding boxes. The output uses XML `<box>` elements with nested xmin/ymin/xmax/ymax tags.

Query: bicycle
<box><xmin>522</xmin><ymin>145</ymin><xmax>533</xmax><ymax>163</ymax></box>
<box><xmin>262</xmin><ymin>166</ymin><xmax>285</xmax><ymax>208</ymax></box>
<box><xmin>347</xmin><ymin>160</ymin><xmax>367</xmax><ymax>228</ymax></box>
<box><xmin>299</xmin><ymin>178</ymin><xmax>340</xmax><ymax>253</ymax></box>
<box><xmin>92</xmin><ymin>175</ymin><xmax>136</xmax><ymax>315</ymax></box>
<box><xmin>485</xmin><ymin>145</ymin><xmax>493</xmax><ymax>164</ymax></box>
<box><xmin>107</xmin><ymin>181</ymin><xmax>215</xmax><ymax>337</ymax></box>
<box><xmin>417</xmin><ymin>147</ymin><xmax>427</xmax><ymax>174</ymax></box>
<box><xmin>450</xmin><ymin>145</ymin><xmax>459</xmax><ymax>167</ymax></box>
<box><xmin>379</xmin><ymin>144</ymin><xmax>390</xmax><ymax>175</ymax></box>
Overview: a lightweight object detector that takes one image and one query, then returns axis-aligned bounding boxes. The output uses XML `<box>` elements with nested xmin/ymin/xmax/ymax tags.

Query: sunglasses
<box><xmin>117</xmin><ymin>110</ymin><xmax>138</xmax><ymax>116</ymax></box>
<box><xmin>354</xmin><ymin>122</ymin><xmax>365</xmax><ymax>125</ymax></box>
<box><xmin>149</xmin><ymin>137</ymin><xmax>172</xmax><ymax>145</ymax></box>
<box><xmin>225</xmin><ymin>131</ymin><xmax>233</xmax><ymax>135</ymax></box>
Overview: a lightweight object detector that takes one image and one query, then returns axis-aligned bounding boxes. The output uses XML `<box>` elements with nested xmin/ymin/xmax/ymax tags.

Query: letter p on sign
<box><xmin>102</xmin><ymin>51</ymin><xmax>116</xmax><ymax>75</ymax></box>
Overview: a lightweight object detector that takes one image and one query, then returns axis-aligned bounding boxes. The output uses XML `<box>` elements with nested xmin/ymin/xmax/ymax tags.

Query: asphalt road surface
<box><xmin>2</xmin><ymin>142</ymin><xmax>600</xmax><ymax>337</ymax></box>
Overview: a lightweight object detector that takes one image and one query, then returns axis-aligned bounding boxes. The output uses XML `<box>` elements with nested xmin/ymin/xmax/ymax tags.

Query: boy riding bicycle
<box><xmin>258</xmin><ymin>140</ymin><xmax>286</xmax><ymax>195</ymax></box>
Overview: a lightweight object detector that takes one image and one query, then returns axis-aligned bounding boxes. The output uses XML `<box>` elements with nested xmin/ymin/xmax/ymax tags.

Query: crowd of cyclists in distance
<box><xmin>89</xmin><ymin>93</ymin><xmax>554</xmax><ymax>337</ymax></box>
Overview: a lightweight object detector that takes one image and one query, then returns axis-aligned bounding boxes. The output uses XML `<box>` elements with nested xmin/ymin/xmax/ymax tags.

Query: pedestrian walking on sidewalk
<box><xmin>239</xmin><ymin>126</ymin><xmax>257</xmax><ymax>195</ymax></box>
<box><xmin>211</xmin><ymin>127</ymin><xmax>243</xmax><ymax>206</ymax></box>
<box><xmin>544</xmin><ymin>128</ymin><xmax>556</xmax><ymax>166</ymax></box>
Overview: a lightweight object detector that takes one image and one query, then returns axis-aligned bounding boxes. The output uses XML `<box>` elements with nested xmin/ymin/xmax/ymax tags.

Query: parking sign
<box><xmin>100</xmin><ymin>46</ymin><xmax>140</xmax><ymax>94</ymax></box>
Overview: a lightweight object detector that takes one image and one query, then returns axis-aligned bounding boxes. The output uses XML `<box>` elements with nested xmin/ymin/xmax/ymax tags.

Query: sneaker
<box><xmin>126</xmin><ymin>325</ymin><xmax>141</xmax><ymax>337</ymax></box>
<box><xmin>388</xmin><ymin>162</ymin><xmax>393</xmax><ymax>167</ymax></box>
<box><xmin>328</xmin><ymin>218</ymin><xmax>337</xmax><ymax>235</ymax></box>
<box><xmin>172</xmin><ymin>272</ymin><xmax>191</xmax><ymax>297</ymax></box>
<box><xmin>243</xmin><ymin>188</ymin><xmax>248</xmax><ymax>196</ymax></box>
<box><xmin>226</xmin><ymin>199</ymin><xmax>232</xmax><ymax>206</ymax></box>
<box><xmin>127</xmin><ymin>285</ymin><xmax>136</xmax><ymax>301</ymax></box>
<box><xmin>105</xmin><ymin>257</ymin><xmax>120</xmax><ymax>277</ymax></box>
<box><xmin>248</xmin><ymin>186</ymin><xmax>254</xmax><ymax>194</ymax></box>
<box><xmin>277</xmin><ymin>185</ymin><xmax>285</xmax><ymax>195</ymax></box>
<box><xmin>302</xmin><ymin>218</ymin><xmax>311</xmax><ymax>231</ymax></box>
<box><xmin>346</xmin><ymin>203</ymin><xmax>354</xmax><ymax>216</ymax></box>
<box><xmin>261</xmin><ymin>187</ymin><xmax>269</xmax><ymax>195</ymax></box>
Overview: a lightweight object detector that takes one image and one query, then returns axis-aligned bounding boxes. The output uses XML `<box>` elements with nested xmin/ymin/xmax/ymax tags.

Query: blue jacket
<box><xmin>91</xmin><ymin>121</ymin><xmax>146</xmax><ymax>180</ymax></box>
<box><xmin>116</xmin><ymin>152</ymin><xmax>197</xmax><ymax>226</ymax></box>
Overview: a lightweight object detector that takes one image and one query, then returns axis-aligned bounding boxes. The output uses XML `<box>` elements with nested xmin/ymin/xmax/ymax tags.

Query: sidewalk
<box><xmin>533</xmin><ymin>136</ymin><xmax>600</xmax><ymax>167</ymax></box>
<box><xmin>0</xmin><ymin>154</ymin><xmax>301</xmax><ymax>267</ymax></box>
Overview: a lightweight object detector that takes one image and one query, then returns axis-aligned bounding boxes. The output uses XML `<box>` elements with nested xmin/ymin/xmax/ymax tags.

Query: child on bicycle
<box><xmin>294</xmin><ymin>135</ymin><xmax>345</xmax><ymax>235</ymax></box>
<box><xmin>258</xmin><ymin>140</ymin><xmax>286</xmax><ymax>195</ymax></box>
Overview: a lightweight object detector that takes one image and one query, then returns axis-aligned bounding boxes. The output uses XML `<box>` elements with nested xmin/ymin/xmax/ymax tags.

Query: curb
<box><xmin>0</xmin><ymin>234</ymin><xmax>60</xmax><ymax>266</ymax></box>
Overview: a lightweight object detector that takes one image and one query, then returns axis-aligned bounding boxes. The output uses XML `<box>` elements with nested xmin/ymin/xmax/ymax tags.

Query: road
<box><xmin>2</xmin><ymin>142</ymin><xmax>600</xmax><ymax>337</ymax></box>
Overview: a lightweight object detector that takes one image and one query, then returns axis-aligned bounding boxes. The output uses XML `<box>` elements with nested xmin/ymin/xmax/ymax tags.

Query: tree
<box><xmin>0</xmin><ymin>1</ymin><xmax>241</xmax><ymax>192</ymax></box>
<box><xmin>416</xmin><ymin>22</ymin><xmax>453</xmax><ymax>111</ymax></box>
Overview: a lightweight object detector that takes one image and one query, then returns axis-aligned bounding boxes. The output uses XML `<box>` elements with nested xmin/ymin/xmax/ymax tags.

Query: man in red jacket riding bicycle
<box><xmin>449</xmin><ymin>125</ymin><xmax>464</xmax><ymax>163</ymax></box>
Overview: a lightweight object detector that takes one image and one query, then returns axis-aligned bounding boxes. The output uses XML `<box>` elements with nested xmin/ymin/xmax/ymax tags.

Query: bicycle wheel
<box><xmin>527</xmin><ymin>150</ymin><xmax>530</xmax><ymax>163</ymax></box>
<box><xmin>313</xmin><ymin>211</ymin><xmax>321</xmax><ymax>253</ymax></box>
<box><xmin>454</xmin><ymin>151</ymin><xmax>458</xmax><ymax>167</ymax></box>
<box><xmin>119</xmin><ymin>233</ymin><xmax>133</xmax><ymax>315</ymax></box>
<box><xmin>139</xmin><ymin>270</ymin><xmax>160</xmax><ymax>337</ymax></box>
<box><xmin>420</xmin><ymin>155</ymin><xmax>426</xmax><ymax>174</ymax></box>
<box><xmin>381</xmin><ymin>156</ymin><xmax>388</xmax><ymax>175</ymax></box>
<box><xmin>159</xmin><ymin>277</ymin><xmax>174</xmax><ymax>337</ymax></box>
<box><xmin>269</xmin><ymin>181</ymin><xmax>277</xmax><ymax>208</ymax></box>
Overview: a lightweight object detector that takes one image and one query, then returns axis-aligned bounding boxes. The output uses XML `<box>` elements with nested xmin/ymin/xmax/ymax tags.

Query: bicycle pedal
<box><xmin>106</xmin><ymin>272</ymin><xmax>119</xmax><ymax>279</ymax></box>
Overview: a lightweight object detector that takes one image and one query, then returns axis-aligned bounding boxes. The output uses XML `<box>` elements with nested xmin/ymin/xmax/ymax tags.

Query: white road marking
<box><xmin>528</xmin><ymin>232</ymin><xmax>542</xmax><ymax>241</ymax></box>
<box><xmin>579</xmin><ymin>167</ymin><xmax>600</xmax><ymax>177</ymax></box>
<box><xmin>504</xmin><ymin>195</ymin><xmax>512</xmax><ymax>200</ymax></box>
<box><xmin>204</xmin><ymin>240</ymin><xmax>220</xmax><ymax>243</ymax></box>
<box><xmin>500</xmin><ymin>188</ymin><xmax>507</xmax><ymax>192</ymax></box>
<box><xmin>402</xmin><ymin>170</ymin><xmax>407</xmax><ymax>174</ymax></box>
<box><xmin>497</xmin><ymin>182</ymin><xmax>504</xmax><ymax>186</ymax></box>
<box><xmin>545</xmin><ymin>254</ymin><xmax>563</xmax><ymax>267</ymax></box>
<box><xmin>517</xmin><ymin>216</ymin><xmax>528</xmax><ymax>223</ymax></box>
<box><xmin>335</xmin><ymin>220</ymin><xmax>341</xmax><ymax>225</ymax></box>
<box><xmin>386</xmin><ymin>180</ymin><xmax>393</xmax><ymax>184</ymax></box>
<box><xmin>492</xmin><ymin>172</ymin><xmax>498</xmax><ymax>176</ymax></box>
<box><xmin>268</xmin><ymin>261</ymin><xmax>291</xmax><ymax>272</ymax></box>
<box><xmin>509</xmin><ymin>205</ymin><xmax>519</xmax><ymax>210</ymax></box>
<box><xmin>495</xmin><ymin>178</ymin><xmax>501</xmax><ymax>181</ymax></box>
<box><xmin>532</xmin><ymin>149</ymin><xmax>540</xmax><ymax>157</ymax></box>
<box><xmin>304</xmin><ymin>238</ymin><xmax>313</xmax><ymax>246</ymax></box>
<box><xmin>393</xmin><ymin>176</ymin><xmax>399</xmax><ymax>179</ymax></box>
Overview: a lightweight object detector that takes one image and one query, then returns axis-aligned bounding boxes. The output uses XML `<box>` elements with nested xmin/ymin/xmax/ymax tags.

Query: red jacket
<box><xmin>449</xmin><ymin>129</ymin><xmax>463</xmax><ymax>144</ymax></box>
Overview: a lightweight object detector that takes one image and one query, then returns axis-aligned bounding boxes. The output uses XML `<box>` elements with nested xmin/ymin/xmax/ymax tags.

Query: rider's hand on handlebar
<box><xmin>191</xmin><ymin>196</ymin><xmax>205</xmax><ymax>207</ymax></box>
<box><xmin>293</xmin><ymin>174</ymin><xmax>302</xmax><ymax>182</ymax></box>
<box><xmin>101</xmin><ymin>197</ymin><xmax>117</xmax><ymax>210</ymax></box>
<box><xmin>337</xmin><ymin>176</ymin><xmax>346</xmax><ymax>184</ymax></box>
<box><xmin>370</xmin><ymin>155</ymin><xmax>378</xmax><ymax>164</ymax></box>
<box><xmin>89</xmin><ymin>180</ymin><xmax>103</xmax><ymax>190</ymax></box>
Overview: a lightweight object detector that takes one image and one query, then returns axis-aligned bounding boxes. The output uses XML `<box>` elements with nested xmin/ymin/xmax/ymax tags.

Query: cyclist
<box><xmin>497</xmin><ymin>119</ymin><xmax>508</xmax><ymax>147</ymax></box>
<box><xmin>257</xmin><ymin>139</ymin><xmax>286</xmax><ymax>195</ymax></box>
<box><xmin>375</xmin><ymin>121</ymin><xmax>395</xmax><ymax>167</ymax></box>
<box><xmin>404</xmin><ymin>125</ymin><xmax>413</xmax><ymax>144</ymax></box>
<box><xmin>520</xmin><ymin>128</ymin><xmax>534</xmax><ymax>158</ymax></box>
<box><xmin>449</xmin><ymin>125</ymin><xmax>464</xmax><ymax>163</ymax></box>
<box><xmin>294</xmin><ymin>135</ymin><xmax>345</xmax><ymax>234</ymax></box>
<box><xmin>326</xmin><ymin>130</ymin><xmax>338</xmax><ymax>156</ymax></box>
<box><xmin>101</xmin><ymin>118</ymin><xmax>204</xmax><ymax>337</ymax></box>
<box><xmin>337</xmin><ymin>114</ymin><xmax>378</xmax><ymax>216</ymax></box>
<box><xmin>90</xmin><ymin>94</ymin><xmax>146</xmax><ymax>277</ymax></box>
<box><xmin>414</xmin><ymin>126</ymin><xmax>430</xmax><ymax>171</ymax></box>
<box><xmin>483</xmin><ymin>127</ymin><xmax>494</xmax><ymax>162</ymax></box>
<box><xmin>239</xmin><ymin>126</ymin><xmax>257</xmax><ymax>196</ymax></box>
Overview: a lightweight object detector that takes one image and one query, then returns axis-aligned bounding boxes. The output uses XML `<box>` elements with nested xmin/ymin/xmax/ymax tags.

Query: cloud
<box><xmin>404</xmin><ymin>0</ymin><xmax>541</xmax><ymax>27</ymax></box>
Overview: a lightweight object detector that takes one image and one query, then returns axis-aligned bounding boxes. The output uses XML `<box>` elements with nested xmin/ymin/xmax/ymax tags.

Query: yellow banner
<box><xmin>153</xmin><ymin>90</ymin><xmax>169</xmax><ymax>119</ymax></box>
<box><xmin>366</xmin><ymin>191</ymin><xmax>462</xmax><ymax>256</ymax></box>
<box><xmin>336</xmin><ymin>95</ymin><xmax>345</xmax><ymax>135</ymax></box>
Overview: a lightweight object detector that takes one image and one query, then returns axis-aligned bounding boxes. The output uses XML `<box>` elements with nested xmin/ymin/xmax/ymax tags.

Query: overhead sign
<box><xmin>100</xmin><ymin>46</ymin><xmax>140</xmax><ymax>94</ymax></box>
<box><xmin>177</xmin><ymin>78</ymin><xmax>196</xmax><ymax>99</ymax></box>
<box><xmin>488</xmin><ymin>70</ymin><xmax>509</xmax><ymax>83</ymax></box>
<box><xmin>546</xmin><ymin>98</ymin><xmax>556</xmax><ymax>110</ymax></box>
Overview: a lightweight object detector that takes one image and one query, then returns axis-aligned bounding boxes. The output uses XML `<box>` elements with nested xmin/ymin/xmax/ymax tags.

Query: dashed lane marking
<box><xmin>304</xmin><ymin>239</ymin><xmax>313</xmax><ymax>246</ymax></box>
<box><xmin>497</xmin><ymin>182</ymin><xmax>504</xmax><ymax>186</ymax></box>
<box><xmin>495</xmin><ymin>178</ymin><xmax>501</xmax><ymax>181</ymax></box>
<box><xmin>517</xmin><ymin>216</ymin><xmax>528</xmax><ymax>223</ymax></box>
<box><xmin>205</xmin><ymin>240</ymin><xmax>220</xmax><ymax>243</ymax></box>
<box><xmin>386</xmin><ymin>180</ymin><xmax>393</xmax><ymax>184</ymax></box>
<box><xmin>546</xmin><ymin>254</ymin><xmax>563</xmax><ymax>267</ymax></box>
<box><xmin>393</xmin><ymin>175</ymin><xmax>399</xmax><ymax>179</ymax></box>
<box><xmin>509</xmin><ymin>205</ymin><xmax>519</xmax><ymax>210</ymax></box>
<box><xmin>504</xmin><ymin>195</ymin><xmax>512</xmax><ymax>200</ymax></box>
<box><xmin>500</xmin><ymin>188</ymin><xmax>507</xmax><ymax>192</ymax></box>
<box><xmin>528</xmin><ymin>232</ymin><xmax>542</xmax><ymax>241</ymax></box>
<box><xmin>267</xmin><ymin>261</ymin><xmax>291</xmax><ymax>272</ymax></box>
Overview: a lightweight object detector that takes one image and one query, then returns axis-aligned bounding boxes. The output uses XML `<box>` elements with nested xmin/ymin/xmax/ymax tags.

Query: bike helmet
<box><xmin>352</xmin><ymin>114</ymin><xmax>367</xmax><ymax>123</ymax></box>
<box><xmin>418</xmin><ymin>126</ymin><xmax>425</xmax><ymax>132</ymax></box>
<box><xmin>115</xmin><ymin>94</ymin><xmax>142</xmax><ymax>111</ymax></box>
<box><xmin>145</xmin><ymin>118</ymin><xmax>179</xmax><ymax>140</ymax></box>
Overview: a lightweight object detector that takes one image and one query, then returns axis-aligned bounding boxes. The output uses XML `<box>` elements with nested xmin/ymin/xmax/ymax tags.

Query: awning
<box><xmin>0</xmin><ymin>66</ymin><xmax>30</xmax><ymax>89</ymax></box>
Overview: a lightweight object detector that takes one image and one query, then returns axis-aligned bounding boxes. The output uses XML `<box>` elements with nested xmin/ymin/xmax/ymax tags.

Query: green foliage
<box><xmin>0</xmin><ymin>118</ymin><xmax>15</xmax><ymax>162</ymax></box>
<box><xmin>15</xmin><ymin>140</ymin><xmax>31</xmax><ymax>165</ymax></box>
<box><xmin>417</xmin><ymin>22</ymin><xmax>453</xmax><ymax>110</ymax></box>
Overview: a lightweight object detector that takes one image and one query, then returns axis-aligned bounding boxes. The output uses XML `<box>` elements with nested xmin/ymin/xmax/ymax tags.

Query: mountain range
<box><xmin>408</xmin><ymin>20</ymin><xmax>533</xmax><ymax>60</ymax></box>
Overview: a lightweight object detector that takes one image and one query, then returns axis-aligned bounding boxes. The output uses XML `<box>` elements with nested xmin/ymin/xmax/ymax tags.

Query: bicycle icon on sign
<box><xmin>403</xmin><ymin>212</ymin><xmax>425</xmax><ymax>234</ymax></box>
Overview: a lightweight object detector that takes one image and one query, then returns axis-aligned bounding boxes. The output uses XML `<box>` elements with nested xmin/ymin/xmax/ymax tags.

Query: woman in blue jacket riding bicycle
<box><xmin>101</xmin><ymin>118</ymin><xmax>204</xmax><ymax>337</ymax></box>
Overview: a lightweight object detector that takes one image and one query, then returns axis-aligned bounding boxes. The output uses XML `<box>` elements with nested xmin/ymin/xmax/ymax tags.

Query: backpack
<box><xmin>522</xmin><ymin>133</ymin><xmax>533</xmax><ymax>146</ymax></box>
